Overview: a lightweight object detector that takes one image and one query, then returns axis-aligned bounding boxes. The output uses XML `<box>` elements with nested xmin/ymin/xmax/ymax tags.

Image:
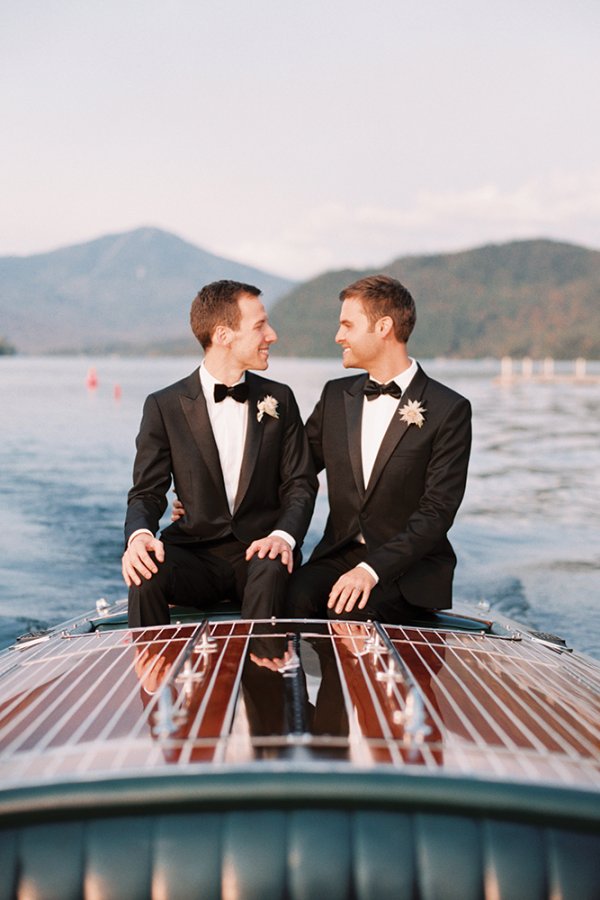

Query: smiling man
<box><xmin>288</xmin><ymin>274</ymin><xmax>472</xmax><ymax>623</ymax></box>
<box><xmin>123</xmin><ymin>280</ymin><xmax>317</xmax><ymax>626</ymax></box>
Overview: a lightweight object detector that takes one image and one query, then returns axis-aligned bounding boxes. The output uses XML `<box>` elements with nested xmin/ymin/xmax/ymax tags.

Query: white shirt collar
<box><xmin>199</xmin><ymin>361</ymin><xmax>246</xmax><ymax>399</ymax></box>
<box><xmin>368</xmin><ymin>358</ymin><xmax>418</xmax><ymax>395</ymax></box>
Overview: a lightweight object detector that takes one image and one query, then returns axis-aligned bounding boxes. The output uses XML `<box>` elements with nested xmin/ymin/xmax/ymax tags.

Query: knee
<box><xmin>250</xmin><ymin>554</ymin><xmax>289</xmax><ymax>580</ymax></box>
<box><xmin>129</xmin><ymin>565</ymin><xmax>168</xmax><ymax>598</ymax></box>
<box><xmin>128</xmin><ymin>575</ymin><xmax>170</xmax><ymax>628</ymax></box>
<box><xmin>127</xmin><ymin>565</ymin><xmax>170</xmax><ymax>615</ymax></box>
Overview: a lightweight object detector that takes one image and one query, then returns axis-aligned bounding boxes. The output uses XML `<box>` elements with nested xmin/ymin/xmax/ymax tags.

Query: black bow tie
<box><xmin>214</xmin><ymin>382</ymin><xmax>249</xmax><ymax>403</ymax></box>
<box><xmin>363</xmin><ymin>379</ymin><xmax>402</xmax><ymax>401</ymax></box>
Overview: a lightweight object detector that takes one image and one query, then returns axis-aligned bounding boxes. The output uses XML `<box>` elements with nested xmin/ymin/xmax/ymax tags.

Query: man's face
<box><xmin>335</xmin><ymin>296</ymin><xmax>379</xmax><ymax>370</ymax></box>
<box><xmin>228</xmin><ymin>293</ymin><xmax>277</xmax><ymax>371</ymax></box>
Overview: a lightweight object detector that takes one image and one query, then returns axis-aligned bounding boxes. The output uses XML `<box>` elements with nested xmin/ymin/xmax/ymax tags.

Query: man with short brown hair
<box><xmin>288</xmin><ymin>274</ymin><xmax>471</xmax><ymax>622</ymax></box>
<box><xmin>123</xmin><ymin>280</ymin><xmax>317</xmax><ymax>626</ymax></box>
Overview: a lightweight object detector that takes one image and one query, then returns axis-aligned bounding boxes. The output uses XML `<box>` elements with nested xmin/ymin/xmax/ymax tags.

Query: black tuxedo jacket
<box><xmin>306</xmin><ymin>364</ymin><xmax>471</xmax><ymax>609</ymax></box>
<box><xmin>125</xmin><ymin>369</ymin><xmax>317</xmax><ymax>549</ymax></box>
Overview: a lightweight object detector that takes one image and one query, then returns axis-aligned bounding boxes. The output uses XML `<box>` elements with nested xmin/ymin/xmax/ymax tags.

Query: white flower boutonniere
<box><xmin>399</xmin><ymin>399</ymin><xmax>426</xmax><ymax>428</ymax></box>
<box><xmin>257</xmin><ymin>395</ymin><xmax>279</xmax><ymax>422</ymax></box>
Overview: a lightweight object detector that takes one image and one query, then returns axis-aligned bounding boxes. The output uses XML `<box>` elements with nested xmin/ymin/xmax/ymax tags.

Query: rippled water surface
<box><xmin>1</xmin><ymin>356</ymin><xmax>598</xmax><ymax>658</ymax></box>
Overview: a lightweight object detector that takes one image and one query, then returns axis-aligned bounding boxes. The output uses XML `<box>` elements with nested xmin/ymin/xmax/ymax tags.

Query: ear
<box><xmin>213</xmin><ymin>325</ymin><xmax>232</xmax><ymax>346</ymax></box>
<box><xmin>376</xmin><ymin>316</ymin><xmax>394</xmax><ymax>338</ymax></box>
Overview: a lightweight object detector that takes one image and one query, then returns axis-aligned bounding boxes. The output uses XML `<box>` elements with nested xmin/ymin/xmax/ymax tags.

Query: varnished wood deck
<box><xmin>0</xmin><ymin>619</ymin><xmax>599</xmax><ymax>790</ymax></box>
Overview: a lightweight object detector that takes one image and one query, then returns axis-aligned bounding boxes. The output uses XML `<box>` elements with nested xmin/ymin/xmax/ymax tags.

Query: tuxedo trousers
<box><xmin>128</xmin><ymin>536</ymin><xmax>293</xmax><ymax>626</ymax></box>
<box><xmin>287</xmin><ymin>541</ymin><xmax>416</xmax><ymax>623</ymax></box>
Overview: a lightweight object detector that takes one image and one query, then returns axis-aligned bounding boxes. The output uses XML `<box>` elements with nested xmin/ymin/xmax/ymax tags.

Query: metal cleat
<box><xmin>376</xmin><ymin>659</ymin><xmax>404</xmax><ymax>696</ymax></box>
<box><xmin>152</xmin><ymin>690</ymin><xmax>188</xmax><ymax>738</ymax></box>
<box><xmin>95</xmin><ymin>598</ymin><xmax>110</xmax><ymax>615</ymax></box>
<box><xmin>175</xmin><ymin>658</ymin><xmax>207</xmax><ymax>697</ymax></box>
<box><xmin>401</xmin><ymin>688</ymin><xmax>432</xmax><ymax>744</ymax></box>
<box><xmin>194</xmin><ymin>630</ymin><xmax>218</xmax><ymax>654</ymax></box>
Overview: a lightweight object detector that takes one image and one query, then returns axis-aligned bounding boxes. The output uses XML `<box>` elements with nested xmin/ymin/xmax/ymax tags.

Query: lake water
<box><xmin>1</xmin><ymin>356</ymin><xmax>599</xmax><ymax>658</ymax></box>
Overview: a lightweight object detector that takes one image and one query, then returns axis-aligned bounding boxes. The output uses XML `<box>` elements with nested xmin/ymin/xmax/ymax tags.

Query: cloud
<box><xmin>228</xmin><ymin>172</ymin><xmax>600</xmax><ymax>279</ymax></box>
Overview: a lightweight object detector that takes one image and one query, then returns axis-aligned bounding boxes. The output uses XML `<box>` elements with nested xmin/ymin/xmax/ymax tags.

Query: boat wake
<box><xmin>460</xmin><ymin>575</ymin><xmax>534</xmax><ymax>626</ymax></box>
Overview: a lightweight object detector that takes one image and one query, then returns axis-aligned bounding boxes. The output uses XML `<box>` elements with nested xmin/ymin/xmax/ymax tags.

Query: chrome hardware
<box><xmin>399</xmin><ymin>688</ymin><xmax>432</xmax><ymax>744</ymax></box>
<box><xmin>277</xmin><ymin>642</ymin><xmax>301</xmax><ymax>677</ymax></box>
<box><xmin>376</xmin><ymin>659</ymin><xmax>404</xmax><ymax>696</ymax></box>
<box><xmin>355</xmin><ymin>623</ymin><xmax>386</xmax><ymax>657</ymax></box>
<box><xmin>175</xmin><ymin>658</ymin><xmax>207</xmax><ymax>697</ymax></box>
<box><xmin>194</xmin><ymin>631</ymin><xmax>218</xmax><ymax>654</ymax></box>
<box><xmin>152</xmin><ymin>690</ymin><xmax>187</xmax><ymax>738</ymax></box>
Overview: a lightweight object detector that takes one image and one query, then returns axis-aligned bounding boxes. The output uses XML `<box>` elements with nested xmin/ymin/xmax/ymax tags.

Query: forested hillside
<box><xmin>269</xmin><ymin>240</ymin><xmax>600</xmax><ymax>359</ymax></box>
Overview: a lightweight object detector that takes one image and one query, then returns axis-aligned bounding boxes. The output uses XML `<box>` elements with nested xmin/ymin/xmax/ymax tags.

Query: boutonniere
<box><xmin>257</xmin><ymin>395</ymin><xmax>279</xmax><ymax>422</ymax></box>
<box><xmin>399</xmin><ymin>399</ymin><xmax>426</xmax><ymax>428</ymax></box>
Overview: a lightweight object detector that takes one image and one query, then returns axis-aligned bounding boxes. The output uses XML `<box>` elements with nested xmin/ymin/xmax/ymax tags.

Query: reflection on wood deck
<box><xmin>1</xmin><ymin>620</ymin><xmax>598</xmax><ymax>791</ymax></box>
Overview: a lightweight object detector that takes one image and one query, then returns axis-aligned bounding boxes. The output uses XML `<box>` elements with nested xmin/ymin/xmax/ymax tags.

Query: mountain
<box><xmin>3</xmin><ymin>234</ymin><xmax>599</xmax><ymax>358</ymax></box>
<box><xmin>269</xmin><ymin>240</ymin><xmax>600</xmax><ymax>359</ymax></box>
<box><xmin>0</xmin><ymin>228</ymin><xmax>296</xmax><ymax>353</ymax></box>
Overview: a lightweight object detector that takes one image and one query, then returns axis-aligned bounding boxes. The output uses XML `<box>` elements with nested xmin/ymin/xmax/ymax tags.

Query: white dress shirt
<box><xmin>357</xmin><ymin>359</ymin><xmax>418</xmax><ymax>584</ymax></box>
<box><xmin>200</xmin><ymin>364</ymin><xmax>295</xmax><ymax>548</ymax></box>
<box><xmin>361</xmin><ymin>359</ymin><xmax>418</xmax><ymax>486</ymax></box>
<box><xmin>128</xmin><ymin>363</ymin><xmax>294</xmax><ymax>550</ymax></box>
<box><xmin>200</xmin><ymin>363</ymin><xmax>248</xmax><ymax>513</ymax></box>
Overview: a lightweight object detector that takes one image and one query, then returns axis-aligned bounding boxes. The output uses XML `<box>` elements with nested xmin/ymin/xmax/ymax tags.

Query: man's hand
<box><xmin>327</xmin><ymin>566</ymin><xmax>376</xmax><ymax>616</ymax></box>
<box><xmin>171</xmin><ymin>497</ymin><xmax>185</xmax><ymax>522</ymax></box>
<box><xmin>122</xmin><ymin>533</ymin><xmax>165</xmax><ymax>587</ymax></box>
<box><xmin>330</xmin><ymin>620</ymin><xmax>369</xmax><ymax>655</ymax></box>
<box><xmin>249</xmin><ymin>649</ymin><xmax>295</xmax><ymax>671</ymax></box>
<box><xmin>245</xmin><ymin>535</ymin><xmax>294</xmax><ymax>573</ymax></box>
<box><xmin>134</xmin><ymin>646</ymin><xmax>171</xmax><ymax>692</ymax></box>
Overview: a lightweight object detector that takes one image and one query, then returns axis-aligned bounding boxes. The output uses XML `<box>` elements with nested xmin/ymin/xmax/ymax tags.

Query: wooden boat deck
<box><xmin>1</xmin><ymin>618</ymin><xmax>598</xmax><ymax>791</ymax></box>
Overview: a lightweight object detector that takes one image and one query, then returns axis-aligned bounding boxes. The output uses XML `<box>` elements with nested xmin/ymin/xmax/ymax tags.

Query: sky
<box><xmin>2</xmin><ymin>0</ymin><xmax>599</xmax><ymax>280</ymax></box>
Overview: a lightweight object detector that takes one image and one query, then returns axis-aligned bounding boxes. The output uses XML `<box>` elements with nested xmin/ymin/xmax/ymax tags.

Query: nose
<box><xmin>266</xmin><ymin>325</ymin><xmax>277</xmax><ymax>343</ymax></box>
<box><xmin>335</xmin><ymin>326</ymin><xmax>344</xmax><ymax>344</ymax></box>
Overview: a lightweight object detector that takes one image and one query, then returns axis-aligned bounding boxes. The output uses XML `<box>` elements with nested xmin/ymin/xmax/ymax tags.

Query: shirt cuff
<box><xmin>127</xmin><ymin>528</ymin><xmax>154</xmax><ymax>548</ymax></box>
<box><xmin>357</xmin><ymin>561</ymin><xmax>379</xmax><ymax>584</ymax></box>
<box><xmin>270</xmin><ymin>530</ymin><xmax>296</xmax><ymax>551</ymax></box>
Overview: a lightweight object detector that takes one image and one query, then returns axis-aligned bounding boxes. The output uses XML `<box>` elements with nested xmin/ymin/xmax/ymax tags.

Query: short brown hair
<box><xmin>190</xmin><ymin>280</ymin><xmax>261</xmax><ymax>349</ymax></box>
<box><xmin>340</xmin><ymin>275</ymin><xmax>416</xmax><ymax>343</ymax></box>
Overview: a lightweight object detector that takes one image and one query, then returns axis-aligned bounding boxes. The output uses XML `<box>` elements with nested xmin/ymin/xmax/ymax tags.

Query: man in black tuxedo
<box><xmin>288</xmin><ymin>274</ymin><xmax>471</xmax><ymax>622</ymax></box>
<box><xmin>123</xmin><ymin>280</ymin><xmax>317</xmax><ymax>626</ymax></box>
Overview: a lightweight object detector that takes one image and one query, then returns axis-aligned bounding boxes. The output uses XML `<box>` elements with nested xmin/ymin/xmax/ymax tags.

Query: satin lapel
<box><xmin>233</xmin><ymin>374</ymin><xmax>264</xmax><ymax>512</ymax></box>
<box><xmin>364</xmin><ymin>366</ymin><xmax>429</xmax><ymax>501</ymax></box>
<box><xmin>344</xmin><ymin>375</ymin><xmax>367</xmax><ymax>497</ymax></box>
<box><xmin>179</xmin><ymin>374</ymin><xmax>228</xmax><ymax>499</ymax></box>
